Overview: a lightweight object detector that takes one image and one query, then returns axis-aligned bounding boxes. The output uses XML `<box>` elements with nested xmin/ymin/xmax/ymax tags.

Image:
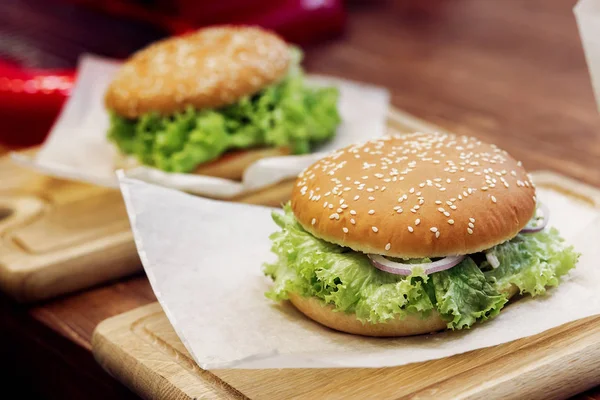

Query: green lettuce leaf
<box><xmin>264</xmin><ymin>203</ymin><xmax>579</xmax><ymax>330</ymax></box>
<box><xmin>107</xmin><ymin>50</ymin><xmax>340</xmax><ymax>173</ymax></box>
<box><xmin>432</xmin><ymin>258</ymin><xmax>508</xmax><ymax>329</ymax></box>
<box><xmin>483</xmin><ymin>227</ymin><xmax>579</xmax><ymax>295</ymax></box>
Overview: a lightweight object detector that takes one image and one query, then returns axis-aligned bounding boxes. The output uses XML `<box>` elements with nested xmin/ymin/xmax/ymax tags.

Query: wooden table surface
<box><xmin>2</xmin><ymin>0</ymin><xmax>600</xmax><ymax>398</ymax></box>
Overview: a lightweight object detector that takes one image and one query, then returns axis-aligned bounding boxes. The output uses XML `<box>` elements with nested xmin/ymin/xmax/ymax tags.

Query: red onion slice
<box><xmin>520</xmin><ymin>202</ymin><xmax>549</xmax><ymax>233</ymax></box>
<box><xmin>486</xmin><ymin>252</ymin><xmax>500</xmax><ymax>269</ymax></box>
<box><xmin>368</xmin><ymin>254</ymin><xmax>465</xmax><ymax>276</ymax></box>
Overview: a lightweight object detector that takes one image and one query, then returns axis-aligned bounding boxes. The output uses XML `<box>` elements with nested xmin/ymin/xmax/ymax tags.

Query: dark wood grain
<box><xmin>2</xmin><ymin>0</ymin><xmax>600</xmax><ymax>398</ymax></box>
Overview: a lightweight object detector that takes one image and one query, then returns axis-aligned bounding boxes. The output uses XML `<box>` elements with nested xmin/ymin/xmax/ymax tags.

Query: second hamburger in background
<box><xmin>105</xmin><ymin>26</ymin><xmax>340</xmax><ymax>179</ymax></box>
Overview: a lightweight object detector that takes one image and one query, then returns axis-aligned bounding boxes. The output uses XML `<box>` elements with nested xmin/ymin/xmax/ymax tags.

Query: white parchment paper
<box><xmin>118</xmin><ymin>172</ymin><xmax>600</xmax><ymax>370</ymax></box>
<box><xmin>12</xmin><ymin>55</ymin><xmax>390</xmax><ymax>198</ymax></box>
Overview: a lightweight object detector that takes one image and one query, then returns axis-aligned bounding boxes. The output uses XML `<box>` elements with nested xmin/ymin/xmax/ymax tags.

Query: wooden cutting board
<box><xmin>92</xmin><ymin>172</ymin><xmax>600</xmax><ymax>400</ymax></box>
<box><xmin>0</xmin><ymin>109</ymin><xmax>439</xmax><ymax>302</ymax></box>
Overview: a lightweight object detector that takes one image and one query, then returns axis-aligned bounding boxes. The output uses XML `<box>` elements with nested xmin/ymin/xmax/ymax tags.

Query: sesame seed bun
<box><xmin>292</xmin><ymin>133</ymin><xmax>536</xmax><ymax>258</ymax></box>
<box><xmin>105</xmin><ymin>26</ymin><xmax>290</xmax><ymax>118</ymax></box>
<box><xmin>289</xmin><ymin>284</ymin><xmax>518</xmax><ymax>337</ymax></box>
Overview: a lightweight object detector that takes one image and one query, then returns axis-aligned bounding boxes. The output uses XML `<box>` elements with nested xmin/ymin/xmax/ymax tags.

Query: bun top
<box><xmin>291</xmin><ymin>133</ymin><xmax>536</xmax><ymax>258</ymax></box>
<box><xmin>105</xmin><ymin>26</ymin><xmax>290</xmax><ymax>118</ymax></box>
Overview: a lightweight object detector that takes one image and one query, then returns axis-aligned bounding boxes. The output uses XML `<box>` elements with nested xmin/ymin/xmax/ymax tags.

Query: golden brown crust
<box><xmin>289</xmin><ymin>293</ymin><xmax>447</xmax><ymax>337</ymax></box>
<box><xmin>289</xmin><ymin>285</ymin><xmax>518</xmax><ymax>337</ymax></box>
<box><xmin>291</xmin><ymin>133</ymin><xmax>536</xmax><ymax>258</ymax></box>
<box><xmin>105</xmin><ymin>26</ymin><xmax>290</xmax><ymax>118</ymax></box>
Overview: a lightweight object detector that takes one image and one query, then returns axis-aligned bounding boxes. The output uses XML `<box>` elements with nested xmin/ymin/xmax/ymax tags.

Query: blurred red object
<box><xmin>71</xmin><ymin>0</ymin><xmax>346</xmax><ymax>44</ymax></box>
<box><xmin>0</xmin><ymin>0</ymin><xmax>345</xmax><ymax>148</ymax></box>
<box><xmin>0</xmin><ymin>60</ymin><xmax>75</xmax><ymax>147</ymax></box>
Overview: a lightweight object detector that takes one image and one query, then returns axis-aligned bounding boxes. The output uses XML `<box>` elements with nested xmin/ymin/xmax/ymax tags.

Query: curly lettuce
<box><xmin>483</xmin><ymin>228</ymin><xmax>578</xmax><ymax>296</ymax></box>
<box><xmin>107</xmin><ymin>50</ymin><xmax>340</xmax><ymax>173</ymax></box>
<box><xmin>264</xmin><ymin>204</ymin><xmax>579</xmax><ymax>330</ymax></box>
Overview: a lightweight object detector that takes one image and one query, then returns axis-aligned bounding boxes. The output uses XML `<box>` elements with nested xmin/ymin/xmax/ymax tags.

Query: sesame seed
<box><xmin>435</xmin><ymin>200</ymin><xmax>442</xmax><ymax>205</ymax></box>
<box><xmin>350</xmin><ymin>218</ymin><xmax>356</xmax><ymax>224</ymax></box>
<box><xmin>328</xmin><ymin>204</ymin><xmax>334</xmax><ymax>209</ymax></box>
<box><xmin>372</xmin><ymin>226</ymin><xmax>379</xmax><ymax>233</ymax></box>
<box><xmin>446</xmin><ymin>201</ymin><xmax>453</xmax><ymax>206</ymax></box>
<box><xmin>343</xmin><ymin>227</ymin><xmax>349</xmax><ymax>233</ymax></box>
<box><xmin>481</xmin><ymin>186</ymin><xmax>488</xmax><ymax>191</ymax></box>
<box><xmin>385</xmin><ymin>243</ymin><xmax>391</xmax><ymax>251</ymax></box>
<box><xmin>329</xmin><ymin>213</ymin><xmax>340</xmax><ymax>220</ymax></box>
<box><xmin>340</xmin><ymin>199</ymin><xmax>345</xmax><ymax>204</ymax></box>
<box><xmin>408</xmin><ymin>226</ymin><xmax>414</xmax><ymax>232</ymax></box>
<box><xmin>337</xmin><ymin>208</ymin><xmax>343</xmax><ymax>213</ymax></box>
<box><xmin>368</xmin><ymin>196</ymin><xmax>375</xmax><ymax>201</ymax></box>
<box><xmin>415</xmin><ymin>218</ymin><xmax>421</xmax><ymax>225</ymax></box>
<box><xmin>438</xmin><ymin>207</ymin><xmax>445</xmax><ymax>212</ymax></box>
<box><xmin>491</xmin><ymin>195</ymin><xmax>497</xmax><ymax>203</ymax></box>
<box><xmin>467</xmin><ymin>228</ymin><xmax>474</xmax><ymax>234</ymax></box>
<box><xmin>350</xmin><ymin>210</ymin><xmax>357</xmax><ymax>215</ymax></box>
<box><xmin>448</xmin><ymin>219</ymin><xmax>454</xmax><ymax>224</ymax></box>
<box><xmin>368</xmin><ymin>210</ymin><xmax>375</xmax><ymax>215</ymax></box>
<box><xmin>469</xmin><ymin>217</ymin><xmax>475</xmax><ymax>223</ymax></box>
<box><xmin>430</xmin><ymin>227</ymin><xmax>438</xmax><ymax>233</ymax></box>
<box><xmin>443</xmin><ymin>211</ymin><xmax>451</xmax><ymax>217</ymax></box>
<box><xmin>468</xmin><ymin>222</ymin><xmax>475</xmax><ymax>228</ymax></box>
<box><xmin>410</xmin><ymin>209</ymin><xmax>417</xmax><ymax>213</ymax></box>
<box><xmin>311</xmin><ymin>218</ymin><xmax>316</xmax><ymax>225</ymax></box>
<box><xmin>435</xmin><ymin>231</ymin><xmax>440</xmax><ymax>238</ymax></box>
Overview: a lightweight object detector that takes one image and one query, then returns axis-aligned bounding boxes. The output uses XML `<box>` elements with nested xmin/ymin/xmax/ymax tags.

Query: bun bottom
<box><xmin>288</xmin><ymin>285</ymin><xmax>518</xmax><ymax>337</ymax></box>
<box><xmin>194</xmin><ymin>147</ymin><xmax>290</xmax><ymax>180</ymax></box>
<box><xmin>115</xmin><ymin>146</ymin><xmax>290</xmax><ymax>181</ymax></box>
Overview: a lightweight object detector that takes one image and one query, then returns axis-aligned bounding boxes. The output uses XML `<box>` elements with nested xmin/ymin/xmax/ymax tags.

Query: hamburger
<box><xmin>264</xmin><ymin>132</ymin><xmax>579</xmax><ymax>336</ymax></box>
<box><xmin>105</xmin><ymin>26</ymin><xmax>340</xmax><ymax>179</ymax></box>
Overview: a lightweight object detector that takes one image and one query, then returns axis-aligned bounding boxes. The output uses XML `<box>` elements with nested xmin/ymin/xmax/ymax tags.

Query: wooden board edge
<box><xmin>92</xmin><ymin>303</ymin><xmax>243</xmax><ymax>400</ymax></box>
<box><xmin>0</xmin><ymin>231</ymin><xmax>140</xmax><ymax>302</ymax></box>
<box><xmin>386</xmin><ymin>108</ymin><xmax>448</xmax><ymax>133</ymax></box>
<box><xmin>91</xmin><ymin>169</ymin><xmax>600</xmax><ymax>399</ymax></box>
<box><xmin>93</xmin><ymin>303</ymin><xmax>600</xmax><ymax>400</ymax></box>
<box><xmin>532</xmin><ymin>170</ymin><xmax>600</xmax><ymax>205</ymax></box>
<box><xmin>411</xmin><ymin>316</ymin><xmax>600</xmax><ymax>400</ymax></box>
